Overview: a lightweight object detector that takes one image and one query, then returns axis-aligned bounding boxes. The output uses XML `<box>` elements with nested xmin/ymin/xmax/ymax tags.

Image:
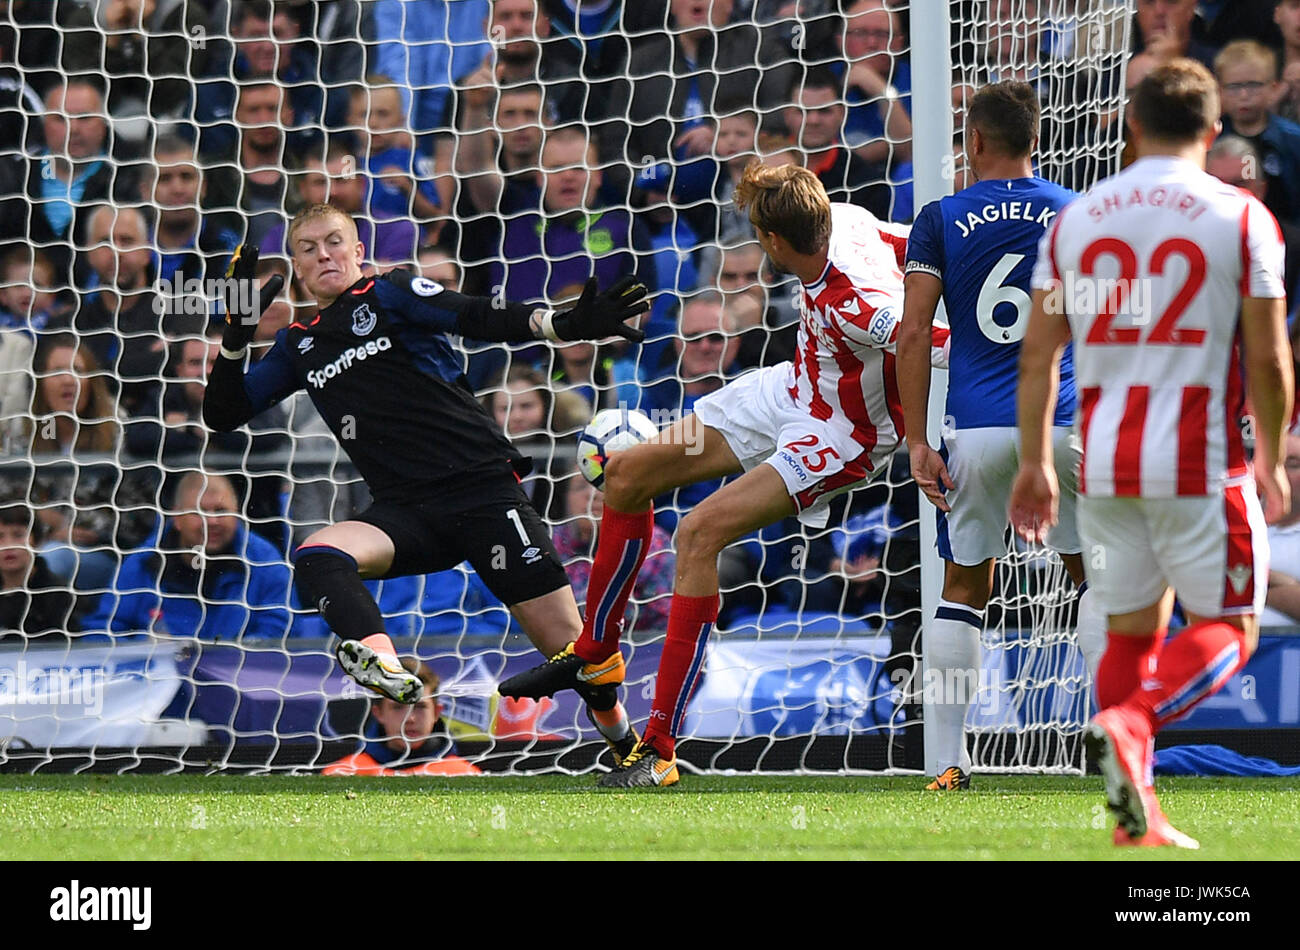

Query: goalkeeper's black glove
<box><xmin>219</xmin><ymin>244</ymin><xmax>285</xmax><ymax>358</ymax></box>
<box><xmin>546</xmin><ymin>276</ymin><xmax>649</xmax><ymax>343</ymax></box>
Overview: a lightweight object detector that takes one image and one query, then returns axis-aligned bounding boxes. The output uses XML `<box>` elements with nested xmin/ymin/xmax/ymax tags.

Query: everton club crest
<box><xmin>351</xmin><ymin>303</ymin><xmax>377</xmax><ymax>336</ymax></box>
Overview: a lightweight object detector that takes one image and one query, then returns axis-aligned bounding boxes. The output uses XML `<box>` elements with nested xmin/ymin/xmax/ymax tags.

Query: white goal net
<box><xmin>0</xmin><ymin>0</ymin><xmax>1132</xmax><ymax>775</ymax></box>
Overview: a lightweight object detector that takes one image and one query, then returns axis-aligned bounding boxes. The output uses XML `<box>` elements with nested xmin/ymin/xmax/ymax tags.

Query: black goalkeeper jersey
<box><xmin>222</xmin><ymin>271</ymin><xmax>532</xmax><ymax>503</ymax></box>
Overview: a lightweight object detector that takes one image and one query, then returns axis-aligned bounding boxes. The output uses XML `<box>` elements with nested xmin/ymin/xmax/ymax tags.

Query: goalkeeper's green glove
<box><xmin>545</xmin><ymin>276</ymin><xmax>649</xmax><ymax>343</ymax></box>
<box><xmin>219</xmin><ymin>244</ymin><xmax>285</xmax><ymax>359</ymax></box>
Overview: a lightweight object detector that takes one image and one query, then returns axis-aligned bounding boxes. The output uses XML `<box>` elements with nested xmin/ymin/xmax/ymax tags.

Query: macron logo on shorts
<box><xmin>776</xmin><ymin>450</ymin><xmax>810</xmax><ymax>484</ymax></box>
<box><xmin>307</xmin><ymin>337</ymin><xmax>393</xmax><ymax>389</ymax></box>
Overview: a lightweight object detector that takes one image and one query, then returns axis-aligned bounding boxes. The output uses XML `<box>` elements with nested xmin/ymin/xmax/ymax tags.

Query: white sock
<box><xmin>588</xmin><ymin>700</ymin><xmax>632</xmax><ymax>743</ymax></box>
<box><xmin>930</xmin><ymin>600</ymin><xmax>982</xmax><ymax>774</ymax></box>
<box><xmin>1075</xmin><ymin>583</ymin><xmax>1107</xmax><ymax>689</ymax></box>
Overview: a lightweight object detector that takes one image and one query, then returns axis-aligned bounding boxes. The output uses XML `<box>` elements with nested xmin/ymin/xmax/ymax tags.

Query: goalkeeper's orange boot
<box><xmin>925</xmin><ymin>767</ymin><xmax>971</xmax><ymax>791</ymax></box>
<box><xmin>1085</xmin><ymin>705</ymin><xmax>1152</xmax><ymax>841</ymax></box>
<box><xmin>336</xmin><ymin>637</ymin><xmax>423</xmax><ymax>704</ymax></box>
<box><xmin>596</xmin><ymin>739</ymin><xmax>679</xmax><ymax>788</ymax></box>
<box><xmin>498</xmin><ymin>642</ymin><xmax>625</xmax><ymax>699</ymax></box>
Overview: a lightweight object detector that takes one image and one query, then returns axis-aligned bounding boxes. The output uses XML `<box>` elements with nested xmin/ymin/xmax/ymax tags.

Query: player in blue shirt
<box><xmin>896</xmin><ymin>81</ymin><xmax>1105</xmax><ymax>791</ymax></box>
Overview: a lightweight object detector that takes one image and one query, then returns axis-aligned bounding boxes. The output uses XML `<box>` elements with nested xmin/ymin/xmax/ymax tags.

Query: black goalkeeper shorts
<box><xmin>355</xmin><ymin>477</ymin><xmax>569</xmax><ymax>607</ymax></box>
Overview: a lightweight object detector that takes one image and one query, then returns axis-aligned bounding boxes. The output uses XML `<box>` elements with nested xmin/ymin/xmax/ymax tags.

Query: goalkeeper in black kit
<box><xmin>204</xmin><ymin>203</ymin><xmax>649</xmax><ymax>761</ymax></box>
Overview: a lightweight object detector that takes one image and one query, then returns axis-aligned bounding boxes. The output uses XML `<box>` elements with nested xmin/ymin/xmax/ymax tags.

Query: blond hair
<box><xmin>733</xmin><ymin>162</ymin><xmax>831</xmax><ymax>256</ymax></box>
<box><xmin>1214</xmin><ymin>39</ymin><xmax>1278</xmax><ymax>80</ymax></box>
<box><xmin>287</xmin><ymin>203</ymin><xmax>359</xmax><ymax>248</ymax></box>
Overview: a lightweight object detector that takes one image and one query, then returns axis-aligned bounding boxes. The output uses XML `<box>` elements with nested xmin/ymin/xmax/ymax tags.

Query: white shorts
<box><xmin>938</xmin><ymin>426</ymin><xmax>1082</xmax><ymax>565</ymax></box>
<box><xmin>1077</xmin><ymin>478</ymin><xmax>1268</xmax><ymax>617</ymax></box>
<box><xmin>693</xmin><ymin>364</ymin><xmax>886</xmax><ymax>526</ymax></box>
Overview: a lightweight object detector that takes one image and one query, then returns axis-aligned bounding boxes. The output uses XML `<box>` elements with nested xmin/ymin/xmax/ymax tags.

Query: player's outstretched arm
<box><xmin>531</xmin><ymin>277</ymin><xmax>649</xmax><ymax>343</ymax></box>
<box><xmin>442</xmin><ymin>275</ymin><xmax>649</xmax><ymax>345</ymax></box>
<box><xmin>898</xmin><ymin>270</ymin><xmax>954</xmax><ymax>510</ymax></box>
<box><xmin>1009</xmin><ymin>287</ymin><xmax>1069</xmax><ymax>543</ymax></box>
<box><xmin>203</xmin><ymin>244</ymin><xmax>286</xmax><ymax>432</ymax></box>
<box><xmin>1240</xmin><ymin>295</ymin><xmax>1294</xmax><ymax>523</ymax></box>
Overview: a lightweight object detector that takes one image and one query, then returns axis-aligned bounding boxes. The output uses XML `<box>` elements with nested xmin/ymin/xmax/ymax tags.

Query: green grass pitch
<box><xmin>2</xmin><ymin>774</ymin><xmax>1296</xmax><ymax>860</ymax></box>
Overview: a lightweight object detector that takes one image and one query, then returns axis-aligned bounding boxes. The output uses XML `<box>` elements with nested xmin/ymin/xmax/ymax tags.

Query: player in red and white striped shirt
<box><xmin>501</xmin><ymin>163</ymin><xmax>946</xmax><ymax>786</ymax></box>
<box><xmin>1010</xmin><ymin>60</ymin><xmax>1293</xmax><ymax>848</ymax></box>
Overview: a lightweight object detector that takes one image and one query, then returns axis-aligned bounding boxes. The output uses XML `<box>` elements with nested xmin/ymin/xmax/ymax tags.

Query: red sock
<box><xmin>641</xmin><ymin>592</ymin><xmax>719</xmax><ymax>760</ymax></box>
<box><xmin>1126</xmin><ymin>621</ymin><xmax>1249</xmax><ymax>732</ymax></box>
<box><xmin>573</xmin><ymin>504</ymin><xmax>654</xmax><ymax>663</ymax></box>
<box><xmin>1096</xmin><ymin>629</ymin><xmax>1166</xmax><ymax>709</ymax></box>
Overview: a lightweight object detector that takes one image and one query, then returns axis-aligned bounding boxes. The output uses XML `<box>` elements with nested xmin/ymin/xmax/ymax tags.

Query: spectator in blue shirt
<box><xmin>201</xmin><ymin>82</ymin><xmax>298</xmax><ymax>250</ymax></box>
<box><xmin>369</xmin><ymin>0</ymin><xmax>491</xmax><ymax>153</ymax></box>
<box><xmin>784</xmin><ymin>68</ymin><xmax>891</xmax><ymax>220</ymax></box>
<box><xmin>0</xmin><ymin>78</ymin><xmax>138</xmax><ymax>289</ymax></box>
<box><xmin>345</xmin><ymin>80</ymin><xmax>443</xmax><ymax>245</ymax></box>
<box><xmin>836</xmin><ymin>0</ymin><xmax>912</xmax><ymax>168</ymax></box>
<box><xmin>84</xmin><ymin>472</ymin><xmax>299</xmax><ymax>642</ymax></box>
<box><xmin>144</xmin><ymin>134</ymin><xmax>241</xmax><ymax>288</ymax></box>
<box><xmin>1216</xmin><ymin>39</ymin><xmax>1300</xmax><ymax>225</ymax></box>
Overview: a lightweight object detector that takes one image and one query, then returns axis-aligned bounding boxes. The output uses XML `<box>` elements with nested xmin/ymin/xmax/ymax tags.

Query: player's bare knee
<box><xmin>603</xmin><ymin>451</ymin><xmax>651</xmax><ymax>510</ymax></box>
<box><xmin>675</xmin><ymin>508</ymin><xmax>728</xmax><ymax>562</ymax></box>
<box><xmin>601</xmin><ymin>452</ymin><xmax>632</xmax><ymax>507</ymax></box>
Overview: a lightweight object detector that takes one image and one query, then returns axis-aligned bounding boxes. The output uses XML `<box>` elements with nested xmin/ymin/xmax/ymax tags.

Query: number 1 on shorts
<box><xmin>506</xmin><ymin>508</ymin><xmax>531</xmax><ymax>546</ymax></box>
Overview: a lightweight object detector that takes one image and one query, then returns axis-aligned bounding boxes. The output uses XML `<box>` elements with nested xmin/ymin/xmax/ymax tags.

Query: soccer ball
<box><xmin>577</xmin><ymin>408</ymin><xmax>659</xmax><ymax>489</ymax></box>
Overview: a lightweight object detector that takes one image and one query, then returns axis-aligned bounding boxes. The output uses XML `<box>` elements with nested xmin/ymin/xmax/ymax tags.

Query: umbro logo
<box><xmin>297</xmin><ymin>337</ymin><xmax>315</xmax><ymax>353</ymax></box>
<box><xmin>1226</xmin><ymin>563</ymin><xmax>1252</xmax><ymax>595</ymax></box>
<box><xmin>522</xmin><ymin>546</ymin><xmax>542</xmax><ymax>564</ymax></box>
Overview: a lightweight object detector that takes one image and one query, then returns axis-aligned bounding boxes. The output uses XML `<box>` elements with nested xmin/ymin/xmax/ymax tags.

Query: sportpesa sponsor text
<box><xmin>306</xmin><ymin>337</ymin><xmax>393</xmax><ymax>388</ymax></box>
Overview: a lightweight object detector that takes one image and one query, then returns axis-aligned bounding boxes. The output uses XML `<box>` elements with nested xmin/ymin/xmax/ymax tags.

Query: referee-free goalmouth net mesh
<box><xmin>0</xmin><ymin>0</ymin><xmax>1132</xmax><ymax>774</ymax></box>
